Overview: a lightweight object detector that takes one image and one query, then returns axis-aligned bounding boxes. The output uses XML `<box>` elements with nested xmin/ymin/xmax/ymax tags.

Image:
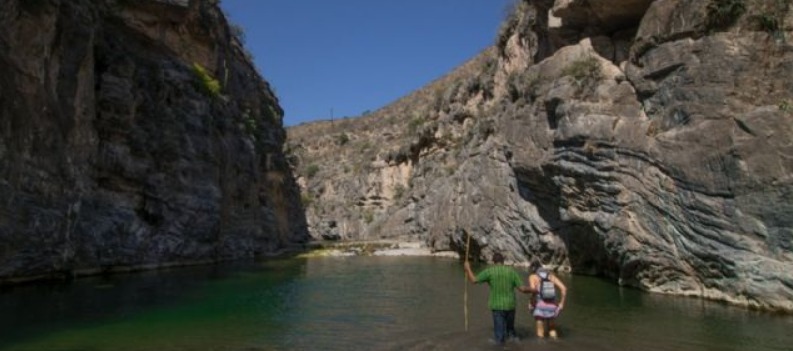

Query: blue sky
<box><xmin>221</xmin><ymin>0</ymin><xmax>513</xmax><ymax>126</ymax></box>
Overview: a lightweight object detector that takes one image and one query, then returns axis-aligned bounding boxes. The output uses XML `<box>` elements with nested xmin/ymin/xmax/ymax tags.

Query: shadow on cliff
<box><xmin>513</xmin><ymin>160</ymin><xmax>618</xmax><ymax>277</ymax></box>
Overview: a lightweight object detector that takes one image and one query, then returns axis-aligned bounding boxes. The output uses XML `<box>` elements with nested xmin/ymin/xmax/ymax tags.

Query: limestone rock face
<box><xmin>552</xmin><ymin>0</ymin><xmax>654</xmax><ymax>32</ymax></box>
<box><xmin>0</xmin><ymin>0</ymin><xmax>309</xmax><ymax>282</ymax></box>
<box><xmin>287</xmin><ymin>0</ymin><xmax>793</xmax><ymax>311</ymax></box>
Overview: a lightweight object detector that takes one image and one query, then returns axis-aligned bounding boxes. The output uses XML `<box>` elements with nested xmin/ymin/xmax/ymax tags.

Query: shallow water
<box><xmin>0</xmin><ymin>256</ymin><xmax>790</xmax><ymax>351</ymax></box>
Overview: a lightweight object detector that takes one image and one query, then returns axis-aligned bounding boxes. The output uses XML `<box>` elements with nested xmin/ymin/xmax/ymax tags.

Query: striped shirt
<box><xmin>475</xmin><ymin>265</ymin><xmax>524</xmax><ymax>310</ymax></box>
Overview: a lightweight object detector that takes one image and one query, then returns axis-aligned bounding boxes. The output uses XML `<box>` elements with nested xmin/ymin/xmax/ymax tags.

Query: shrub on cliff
<box><xmin>230</xmin><ymin>23</ymin><xmax>246</xmax><ymax>44</ymax></box>
<box><xmin>242</xmin><ymin>110</ymin><xmax>257</xmax><ymax>138</ymax></box>
<box><xmin>301</xmin><ymin>193</ymin><xmax>314</xmax><ymax>207</ymax></box>
<box><xmin>705</xmin><ymin>0</ymin><xmax>746</xmax><ymax>32</ymax></box>
<box><xmin>753</xmin><ymin>0</ymin><xmax>791</xmax><ymax>41</ymax></box>
<box><xmin>336</xmin><ymin>133</ymin><xmax>350</xmax><ymax>145</ymax></box>
<box><xmin>506</xmin><ymin>70</ymin><xmax>539</xmax><ymax>104</ymax></box>
<box><xmin>496</xmin><ymin>0</ymin><xmax>531</xmax><ymax>58</ymax></box>
<box><xmin>393</xmin><ymin>184</ymin><xmax>405</xmax><ymax>200</ymax></box>
<box><xmin>192</xmin><ymin>63</ymin><xmax>222</xmax><ymax>98</ymax></box>
<box><xmin>306</xmin><ymin>164</ymin><xmax>320</xmax><ymax>178</ymax></box>
<box><xmin>407</xmin><ymin>116</ymin><xmax>426</xmax><ymax>135</ymax></box>
<box><xmin>780</xmin><ymin>100</ymin><xmax>792</xmax><ymax>113</ymax></box>
<box><xmin>363</xmin><ymin>209</ymin><xmax>374</xmax><ymax>224</ymax></box>
<box><xmin>562</xmin><ymin>55</ymin><xmax>602</xmax><ymax>95</ymax></box>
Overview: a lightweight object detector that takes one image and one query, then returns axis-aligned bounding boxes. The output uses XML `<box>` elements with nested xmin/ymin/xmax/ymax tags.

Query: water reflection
<box><xmin>0</xmin><ymin>257</ymin><xmax>790</xmax><ymax>351</ymax></box>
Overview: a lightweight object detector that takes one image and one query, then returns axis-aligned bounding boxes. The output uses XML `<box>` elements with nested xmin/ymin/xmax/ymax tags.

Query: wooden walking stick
<box><xmin>464</xmin><ymin>231</ymin><xmax>471</xmax><ymax>331</ymax></box>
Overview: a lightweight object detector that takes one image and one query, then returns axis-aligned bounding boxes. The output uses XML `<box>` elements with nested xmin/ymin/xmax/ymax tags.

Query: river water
<box><xmin>0</xmin><ymin>256</ymin><xmax>790</xmax><ymax>351</ymax></box>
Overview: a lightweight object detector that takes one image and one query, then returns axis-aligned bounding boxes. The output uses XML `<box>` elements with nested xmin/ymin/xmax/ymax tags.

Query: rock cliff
<box><xmin>287</xmin><ymin>0</ymin><xmax>793</xmax><ymax>311</ymax></box>
<box><xmin>0</xmin><ymin>0</ymin><xmax>309</xmax><ymax>283</ymax></box>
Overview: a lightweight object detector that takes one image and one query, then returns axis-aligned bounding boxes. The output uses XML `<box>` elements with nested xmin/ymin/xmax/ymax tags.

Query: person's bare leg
<box><xmin>548</xmin><ymin>320</ymin><xmax>558</xmax><ymax>339</ymax></box>
<box><xmin>535</xmin><ymin>320</ymin><xmax>545</xmax><ymax>338</ymax></box>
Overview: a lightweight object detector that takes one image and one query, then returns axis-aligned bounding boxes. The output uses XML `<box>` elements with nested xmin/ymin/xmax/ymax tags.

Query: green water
<box><xmin>0</xmin><ymin>256</ymin><xmax>791</xmax><ymax>351</ymax></box>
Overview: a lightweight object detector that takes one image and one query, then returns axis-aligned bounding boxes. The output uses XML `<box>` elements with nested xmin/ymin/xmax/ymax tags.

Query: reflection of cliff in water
<box><xmin>0</xmin><ymin>259</ymin><xmax>309</xmax><ymax>349</ymax></box>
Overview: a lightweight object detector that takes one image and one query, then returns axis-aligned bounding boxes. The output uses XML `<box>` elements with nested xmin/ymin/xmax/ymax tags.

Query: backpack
<box><xmin>537</xmin><ymin>269</ymin><xmax>556</xmax><ymax>301</ymax></box>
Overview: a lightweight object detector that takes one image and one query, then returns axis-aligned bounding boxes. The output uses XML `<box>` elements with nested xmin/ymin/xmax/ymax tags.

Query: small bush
<box><xmin>363</xmin><ymin>210</ymin><xmax>374</xmax><ymax>224</ymax></box>
<box><xmin>192</xmin><ymin>63</ymin><xmax>221</xmax><ymax>97</ymax></box>
<box><xmin>301</xmin><ymin>193</ymin><xmax>314</xmax><ymax>207</ymax></box>
<box><xmin>756</xmin><ymin>14</ymin><xmax>781</xmax><ymax>33</ymax></box>
<box><xmin>358</xmin><ymin>141</ymin><xmax>371</xmax><ymax>152</ymax></box>
<box><xmin>780</xmin><ymin>100</ymin><xmax>792</xmax><ymax>113</ymax></box>
<box><xmin>705</xmin><ymin>0</ymin><xmax>746</xmax><ymax>32</ymax></box>
<box><xmin>306</xmin><ymin>164</ymin><xmax>320</xmax><ymax>178</ymax></box>
<box><xmin>479</xmin><ymin>62</ymin><xmax>498</xmax><ymax>100</ymax></box>
<box><xmin>230</xmin><ymin>23</ymin><xmax>246</xmax><ymax>44</ymax></box>
<box><xmin>646</xmin><ymin>119</ymin><xmax>661</xmax><ymax>137</ymax></box>
<box><xmin>496</xmin><ymin>1</ymin><xmax>531</xmax><ymax>57</ymax></box>
<box><xmin>582</xmin><ymin>140</ymin><xmax>599</xmax><ymax>155</ymax></box>
<box><xmin>242</xmin><ymin>110</ymin><xmax>257</xmax><ymax>137</ymax></box>
<box><xmin>754</xmin><ymin>0</ymin><xmax>791</xmax><ymax>41</ymax></box>
<box><xmin>264</xmin><ymin>105</ymin><xmax>282</xmax><ymax>123</ymax></box>
<box><xmin>407</xmin><ymin>116</ymin><xmax>425</xmax><ymax>134</ymax></box>
<box><xmin>393</xmin><ymin>184</ymin><xmax>405</xmax><ymax>200</ymax></box>
<box><xmin>336</xmin><ymin>133</ymin><xmax>350</xmax><ymax>145</ymax></box>
<box><xmin>562</xmin><ymin>56</ymin><xmax>602</xmax><ymax>93</ymax></box>
<box><xmin>497</xmin><ymin>3</ymin><xmax>518</xmax><ymax>45</ymax></box>
<box><xmin>507</xmin><ymin>70</ymin><xmax>539</xmax><ymax>103</ymax></box>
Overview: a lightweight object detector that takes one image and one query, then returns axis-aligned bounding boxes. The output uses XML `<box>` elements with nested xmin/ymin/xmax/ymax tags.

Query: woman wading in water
<box><xmin>528</xmin><ymin>260</ymin><xmax>567</xmax><ymax>339</ymax></box>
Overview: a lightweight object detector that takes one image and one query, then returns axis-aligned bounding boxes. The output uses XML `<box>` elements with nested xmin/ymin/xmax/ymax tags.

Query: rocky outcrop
<box><xmin>287</xmin><ymin>0</ymin><xmax>793</xmax><ymax>312</ymax></box>
<box><xmin>0</xmin><ymin>0</ymin><xmax>309</xmax><ymax>283</ymax></box>
<box><xmin>551</xmin><ymin>0</ymin><xmax>654</xmax><ymax>32</ymax></box>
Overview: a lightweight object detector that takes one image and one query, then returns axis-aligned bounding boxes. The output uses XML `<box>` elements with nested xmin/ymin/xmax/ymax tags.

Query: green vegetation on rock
<box><xmin>192</xmin><ymin>63</ymin><xmax>222</xmax><ymax>98</ymax></box>
<box><xmin>562</xmin><ymin>55</ymin><xmax>602</xmax><ymax>94</ymax></box>
<box><xmin>306</xmin><ymin>164</ymin><xmax>320</xmax><ymax>178</ymax></box>
<box><xmin>754</xmin><ymin>0</ymin><xmax>791</xmax><ymax>41</ymax></box>
<box><xmin>301</xmin><ymin>192</ymin><xmax>314</xmax><ymax>207</ymax></box>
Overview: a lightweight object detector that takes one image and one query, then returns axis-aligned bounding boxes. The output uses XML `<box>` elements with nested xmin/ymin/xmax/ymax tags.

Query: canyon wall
<box><xmin>0</xmin><ymin>0</ymin><xmax>309</xmax><ymax>283</ymax></box>
<box><xmin>287</xmin><ymin>0</ymin><xmax>793</xmax><ymax>311</ymax></box>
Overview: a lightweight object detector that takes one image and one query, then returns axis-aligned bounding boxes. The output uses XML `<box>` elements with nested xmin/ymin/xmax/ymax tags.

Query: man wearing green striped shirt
<box><xmin>464</xmin><ymin>252</ymin><xmax>533</xmax><ymax>345</ymax></box>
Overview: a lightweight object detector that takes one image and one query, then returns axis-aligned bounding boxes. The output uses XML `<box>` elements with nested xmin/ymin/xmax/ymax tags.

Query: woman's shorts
<box><xmin>532</xmin><ymin>299</ymin><xmax>558</xmax><ymax>319</ymax></box>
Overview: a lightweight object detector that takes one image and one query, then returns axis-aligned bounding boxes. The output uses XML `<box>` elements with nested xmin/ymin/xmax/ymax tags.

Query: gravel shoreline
<box><xmin>299</xmin><ymin>240</ymin><xmax>460</xmax><ymax>258</ymax></box>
